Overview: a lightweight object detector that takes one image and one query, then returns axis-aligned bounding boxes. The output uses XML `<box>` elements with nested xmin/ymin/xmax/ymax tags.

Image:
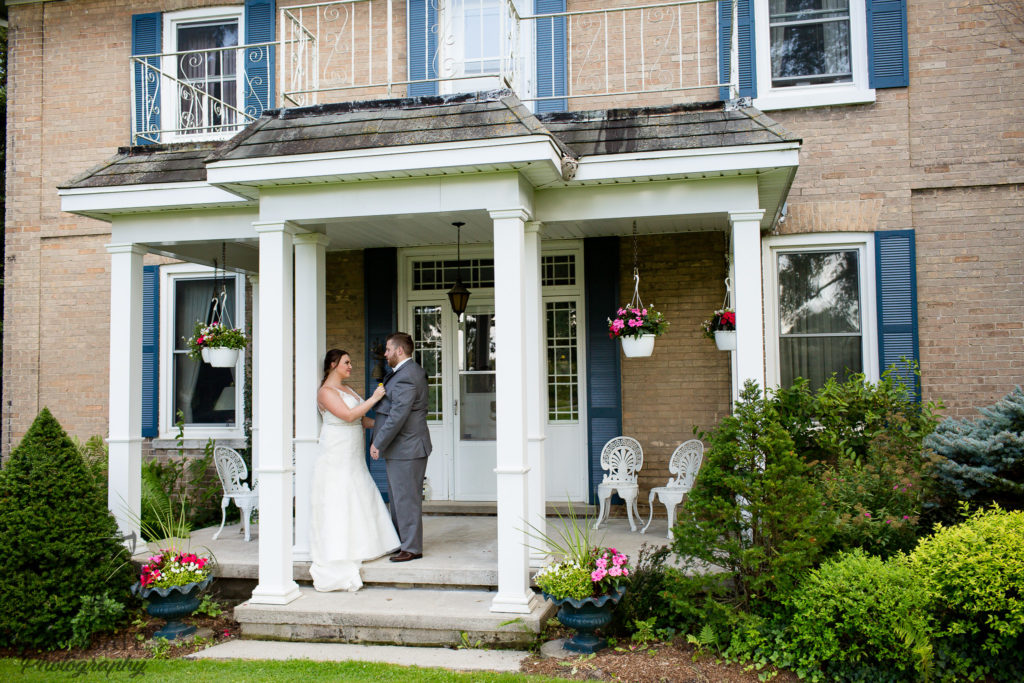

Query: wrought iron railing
<box><xmin>130</xmin><ymin>0</ymin><xmax>738</xmax><ymax>142</ymax></box>
<box><xmin>131</xmin><ymin>42</ymin><xmax>275</xmax><ymax>145</ymax></box>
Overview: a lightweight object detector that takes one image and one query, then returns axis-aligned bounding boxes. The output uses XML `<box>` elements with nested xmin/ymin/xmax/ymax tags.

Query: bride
<box><xmin>310</xmin><ymin>349</ymin><xmax>400</xmax><ymax>591</ymax></box>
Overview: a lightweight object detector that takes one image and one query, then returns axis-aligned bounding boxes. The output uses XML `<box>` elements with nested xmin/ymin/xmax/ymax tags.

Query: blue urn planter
<box><xmin>132</xmin><ymin>574</ymin><xmax>213</xmax><ymax>641</ymax></box>
<box><xmin>543</xmin><ymin>585</ymin><xmax>626</xmax><ymax>654</ymax></box>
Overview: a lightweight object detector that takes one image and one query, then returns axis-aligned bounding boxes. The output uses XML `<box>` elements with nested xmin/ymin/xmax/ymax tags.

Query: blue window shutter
<box><xmin>875</xmin><ymin>230</ymin><xmax>920</xmax><ymax>400</ymax></box>
<box><xmin>407</xmin><ymin>0</ymin><xmax>438</xmax><ymax>96</ymax></box>
<box><xmin>535</xmin><ymin>0</ymin><xmax>567</xmax><ymax>113</ymax></box>
<box><xmin>867</xmin><ymin>0</ymin><xmax>908</xmax><ymax>88</ymax></box>
<box><xmin>131</xmin><ymin>12</ymin><xmax>162</xmax><ymax>145</ymax></box>
<box><xmin>364</xmin><ymin>248</ymin><xmax>398</xmax><ymax>499</ymax></box>
<box><xmin>717</xmin><ymin>0</ymin><xmax>756</xmax><ymax>100</ymax></box>
<box><xmin>245</xmin><ymin>0</ymin><xmax>276</xmax><ymax>118</ymax></box>
<box><xmin>584</xmin><ymin>237</ymin><xmax>622</xmax><ymax>504</ymax></box>
<box><xmin>142</xmin><ymin>265</ymin><xmax>160</xmax><ymax>438</ymax></box>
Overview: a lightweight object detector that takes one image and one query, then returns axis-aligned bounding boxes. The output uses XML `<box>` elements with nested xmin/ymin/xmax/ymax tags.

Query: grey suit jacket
<box><xmin>372</xmin><ymin>360</ymin><xmax>432</xmax><ymax>460</ymax></box>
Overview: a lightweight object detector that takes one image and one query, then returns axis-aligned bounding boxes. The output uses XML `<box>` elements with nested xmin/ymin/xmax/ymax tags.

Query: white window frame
<box><xmin>158</xmin><ymin>264</ymin><xmax>246</xmax><ymax>440</ymax></box>
<box><xmin>161</xmin><ymin>6</ymin><xmax>246</xmax><ymax>143</ymax></box>
<box><xmin>762</xmin><ymin>232</ymin><xmax>879</xmax><ymax>389</ymax></box>
<box><xmin>437</xmin><ymin>0</ymin><xmax>534</xmax><ymax>99</ymax></box>
<box><xmin>752</xmin><ymin>0</ymin><xmax>875</xmax><ymax>111</ymax></box>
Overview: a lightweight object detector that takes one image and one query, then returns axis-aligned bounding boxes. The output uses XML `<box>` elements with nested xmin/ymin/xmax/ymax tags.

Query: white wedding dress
<box><xmin>309</xmin><ymin>388</ymin><xmax>400</xmax><ymax>591</ymax></box>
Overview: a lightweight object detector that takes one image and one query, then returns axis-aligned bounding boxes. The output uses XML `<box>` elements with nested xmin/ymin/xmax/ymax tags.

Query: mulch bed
<box><xmin>520</xmin><ymin>640</ymin><xmax>800</xmax><ymax>683</ymax></box>
<box><xmin>0</xmin><ymin>606</ymin><xmax>241</xmax><ymax>662</ymax></box>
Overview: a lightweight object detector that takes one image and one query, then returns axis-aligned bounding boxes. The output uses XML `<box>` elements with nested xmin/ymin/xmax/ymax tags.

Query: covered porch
<box><xmin>59</xmin><ymin>90</ymin><xmax>798</xmax><ymax>619</ymax></box>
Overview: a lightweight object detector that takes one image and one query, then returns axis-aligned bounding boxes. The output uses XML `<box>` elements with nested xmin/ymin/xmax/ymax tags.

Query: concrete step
<box><xmin>235</xmin><ymin>586</ymin><xmax>555</xmax><ymax>648</ymax></box>
<box><xmin>422</xmin><ymin>501</ymin><xmax>597</xmax><ymax>516</ymax></box>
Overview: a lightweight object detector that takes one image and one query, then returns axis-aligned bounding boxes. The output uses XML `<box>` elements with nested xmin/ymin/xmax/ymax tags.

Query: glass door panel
<box><xmin>453</xmin><ymin>303</ymin><xmax>498</xmax><ymax>500</ymax></box>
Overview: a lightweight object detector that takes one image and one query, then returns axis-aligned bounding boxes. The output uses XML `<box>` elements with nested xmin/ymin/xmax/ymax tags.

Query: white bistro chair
<box><xmin>593</xmin><ymin>436</ymin><xmax>644</xmax><ymax>532</ymax></box>
<box><xmin>212</xmin><ymin>445</ymin><xmax>259</xmax><ymax>542</ymax></box>
<box><xmin>642</xmin><ymin>439</ymin><xmax>704</xmax><ymax>539</ymax></box>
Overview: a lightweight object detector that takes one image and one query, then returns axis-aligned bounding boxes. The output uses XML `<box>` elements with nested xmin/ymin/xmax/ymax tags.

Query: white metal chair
<box><xmin>593</xmin><ymin>436</ymin><xmax>644</xmax><ymax>531</ymax></box>
<box><xmin>212</xmin><ymin>445</ymin><xmax>258</xmax><ymax>542</ymax></box>
<box><xmin>642</xmin><ymin>439</ymin><xmax>704</xmax><ymax>538</ymax></box>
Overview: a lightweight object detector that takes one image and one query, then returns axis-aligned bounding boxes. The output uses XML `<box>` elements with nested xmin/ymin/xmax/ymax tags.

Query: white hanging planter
<box><xmin>205</xmin><ymin>347</ymin><xmax>240</xmax><ymax>367</ymax></box>
<box><xmin>621</xmin><ymin>334</ymin><xmax>656</xmax><ymax>358</ymax></box>
<box><xmin>714</xmin><ymin>330</ymin><xmax>737</xmax><ymax>351</ymax></box>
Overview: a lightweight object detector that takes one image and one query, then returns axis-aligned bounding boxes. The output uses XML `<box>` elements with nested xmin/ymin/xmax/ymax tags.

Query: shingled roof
<box><xmin>60</xmin><ymin>91</ymin><xmax>798</xmax><ymax>190</ymax></box>
<box><xmin>538</xmin><ymin>101</ymin><xmax>798</xmax><ymax>156</ymax></box>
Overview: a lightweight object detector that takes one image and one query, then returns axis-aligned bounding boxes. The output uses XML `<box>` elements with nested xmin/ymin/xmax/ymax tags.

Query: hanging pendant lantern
<box><xmin>447</xmin><ymin>222</ymin><xmax>471</xmax><ymax>317</ymax></box>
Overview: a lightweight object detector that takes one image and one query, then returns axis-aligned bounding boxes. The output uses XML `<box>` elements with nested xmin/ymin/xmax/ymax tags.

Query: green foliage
<box><xmin>73</xmin><ymin>435</ymin><xmax>108</xmax><ymax>494</ymax></box>
<box><xmin>533</xmin><ymin>560</ymin><xmax>592</xmax><ymax>600</ymax></box>
<box><xmin>778</xmin><ymin>550</ymin><xmax>933</xmax><ymax>682</ymax></box>
<box><xmin>67</xmin><ymin>593</ymin><xmax>125</xmax><ymax>650</ymax></box>
<box><xmin>924</xmin><ymin>387</ymin><xmax>1024</xmax><ymax>514</ymax></box>
<box><xmin>820</xmin><ymin>428</ymin><xmax>930</xmax><ymax>557</ymax></box>
<box><xmin>194</xmin><ymin>593</ymin><xmax>224</xmax><ymax>618</ymax></box>
<box><xmin>0</xmin><ymin>409</ymin><xmax>134</xmax><ymax>650</ymax></box>
<box><xmin>609</xmin><ymin>544</ymin><xmax>674</xmax><ymax>634</ymax></box>
<box><xmin>774</xmin><ymin>368</ymin><xmax>940</xmax><ymax>468</ymax></box>
<box><xmin>187</xmin><ymin>321</ymin><xmax>248</xmax><ymax>360</ymax></box>
<box><xmin>909</xmin><ymin>507</ymin><xmax>1024</xmax><ymax>682</ymax></box>
<box><xmin>671</xmin><ymin>382</ymin><xmax>832</xmax><ymax>613</ymax></box>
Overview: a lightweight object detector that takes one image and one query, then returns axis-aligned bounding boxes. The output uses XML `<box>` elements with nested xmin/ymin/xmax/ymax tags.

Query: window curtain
<box><xmin>768</xmin><ymin>0</ymin><xmax>851</xmax><ymax>84</ymax></box>
<box><xmin>174</xmin><ymin>282</ymin><xmax>217</xmax><ymax>422</ymax></box>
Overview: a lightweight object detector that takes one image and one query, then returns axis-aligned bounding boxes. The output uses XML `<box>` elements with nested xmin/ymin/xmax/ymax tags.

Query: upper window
<box><xmin>754</xmin><ymin>0</ymin><xmax>873</xmax><ymax>110</ymax></box>
<box><xmin>162</xmin><ymin>8</ymin><xmax>244</xmax><ymax>140</ymax></box>
<box><xmin>160</xmin><ymin>265</ymin><xmax>245</xmax><ymax>438</ymax></box>
<box><xmin>764</xmin><ymin>235</ymin><xmax>878</xmax><ymax>391</ymax></box>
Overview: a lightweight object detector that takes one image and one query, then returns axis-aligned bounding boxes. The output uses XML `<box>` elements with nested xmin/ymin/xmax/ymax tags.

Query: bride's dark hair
<box><xmin>321</xmin><ymin>349</ymin><xmax>348</xmax><ymax>386</ymax></box>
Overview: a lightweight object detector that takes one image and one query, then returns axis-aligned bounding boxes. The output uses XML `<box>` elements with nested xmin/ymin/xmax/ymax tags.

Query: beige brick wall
<box><xmin>914</xmin><ymin>183</ymin><xmax>1024</xmax><ymax>418</ymax></box>
<box><xmin>617</xmin><ymin>232</ymin><xmax>733</xmax><ymax>500</ymax></box>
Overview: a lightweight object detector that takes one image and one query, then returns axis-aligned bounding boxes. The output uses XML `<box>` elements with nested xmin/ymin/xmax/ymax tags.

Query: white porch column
<box><xmin>524</xmin><ymin>221</ymin><xmax>547</xmax><ymax>567</ymax></box>
<box><xmin>292</xmin><ymin>233</ymin><xmax>328</xmax><ymax>561</ymax></box>
<box><xmin>106</xmin><ymin>243</ymin><xmax>147</xmax><ymax>542</ymax></box>
<box><xmin>250</xmin><ymin>221</ymin><xmax>301</xmax><ymax>605</ymax></box>
<box><xmin>490</xmin><ymin>208</ymin><xmax>539</xmax><ymax>614</ymax></box>
<box><xmin>248</xmin><ymin>274</ymin><xmax>260</xmax><ymax>477</ymax></box>
<box><xmin>729</xmin><ymin>210</ymin><xmax>767</xmax><ymax>402</ymax></box>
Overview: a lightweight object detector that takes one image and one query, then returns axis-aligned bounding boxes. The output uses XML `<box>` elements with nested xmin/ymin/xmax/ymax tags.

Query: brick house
<box><xmin>4</xmin><ymin>0</ymin><xmax>1022</xmax><ymax>612</ymax></box>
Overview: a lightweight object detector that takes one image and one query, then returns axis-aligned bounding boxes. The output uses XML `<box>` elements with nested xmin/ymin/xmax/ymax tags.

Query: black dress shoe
<box><xmin>389</xmin><ymin>551</ymin><xmax>423</xmax><ymax>562</ymax></box>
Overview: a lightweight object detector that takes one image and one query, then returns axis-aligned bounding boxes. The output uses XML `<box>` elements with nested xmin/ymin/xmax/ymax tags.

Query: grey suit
<box><xmin>372</xmin><ymin>359</ymin><xmax>432</xmax><ymax>554</ymax></box>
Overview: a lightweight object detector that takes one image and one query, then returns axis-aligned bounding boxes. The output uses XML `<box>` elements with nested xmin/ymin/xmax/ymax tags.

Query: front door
<box><xmin>402</xmin><ymin>246</ymin><xmax>589</xmax><ymax>503</ymax></box>
<box><xmin>452</xmin><ymin>302</ymin><xmax>498</xmax><ymax>500</ymax></box>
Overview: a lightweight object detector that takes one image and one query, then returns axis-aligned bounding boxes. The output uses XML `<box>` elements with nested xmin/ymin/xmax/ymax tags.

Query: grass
<box><xmin>1</xmin><ymin>657</ymin><xmax>563</xmax><ymax>682</ymax></box>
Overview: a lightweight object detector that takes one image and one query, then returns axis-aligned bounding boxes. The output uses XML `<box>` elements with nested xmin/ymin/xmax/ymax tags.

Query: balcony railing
<box><xmin>131</xmin><ymin>0</ymin><xmax>739</xmax><ymax>143</ymax></box>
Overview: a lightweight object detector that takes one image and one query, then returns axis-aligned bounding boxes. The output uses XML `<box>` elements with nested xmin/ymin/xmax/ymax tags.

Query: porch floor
<box><xmin>159</xmin><ymin>511</ymin><xmax>672</xmax><ymax>588</ymax></box>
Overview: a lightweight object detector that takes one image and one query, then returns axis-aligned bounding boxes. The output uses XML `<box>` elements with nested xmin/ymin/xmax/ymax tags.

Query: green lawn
<box><xmin>1</xmin><ymin>658</ymin><xmax>561</xmax><ymax>682</ymax></box>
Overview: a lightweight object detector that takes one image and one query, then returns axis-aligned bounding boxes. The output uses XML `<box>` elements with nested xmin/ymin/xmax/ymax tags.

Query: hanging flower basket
<box><xmin>714</xmin><ymin>330</ymin><xmax>737</xmax><ymax>351</ymax></box>
<box><xmin>621</xmin><ymin>334</ymin><xmax>657</xmax><ymax>358</ymax></box>
<box><xmin>702</xmin><ymin>308</ymin><xmax>736</xmax><ymax>351</ymax></box>
<box><xmin>188</xmin><ymin>321</ymin><xmax>247</xmax><ymax>366</ymax></box>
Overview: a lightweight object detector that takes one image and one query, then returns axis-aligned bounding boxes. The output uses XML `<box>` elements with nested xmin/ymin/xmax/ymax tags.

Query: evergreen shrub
<box><xmin>909</xmin><ymin>507</ymin><xmax>1024</xmax><ymax>682</ymax></box>
<box><xmin>0</xmin><ymin>409</ymin><xmax>134</xmax><ymax>650</ymax></box>
<box><xmin>924</xmin><ymin>387</ymin><xmax>1024</xmax><ymax>515</ymax></box>
<box><xmin>671</xmin><ymin>382</ymin><xmax>833</xmax><ymax>614</ymax></box>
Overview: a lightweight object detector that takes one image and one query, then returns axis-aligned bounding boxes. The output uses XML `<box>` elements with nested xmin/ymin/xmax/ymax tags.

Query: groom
<box><xmin>369</xmin><ymin>332</ymin><xmax>432</xmax><ymax>562</ymax></box>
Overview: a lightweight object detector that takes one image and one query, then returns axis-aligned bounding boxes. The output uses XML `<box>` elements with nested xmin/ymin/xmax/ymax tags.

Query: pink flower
<box><xmin>591</xmin><ymin>568</ymin><xmax>607</xmax><ymax>582</ymax></box>
<box><xmin>902</xmin><ymin>515</ymin><xmax>910</xmax><ymax>520</ymax></box>
<box><xmin>617</xmin><ymin>308</ymin><xmax>626</xmax><ymax>316</ymax></box>
<box><xmin>611</xmin><ymin>319</ymin><xmax>625</xmax><ymax>332</ymax></box>
<box><xmin>622</xmin><ymin>569</ymin><xmax>629</xmax><ymax>576</ymax></box>
<box><xmin>628</xmin><ymin>318</ymin><xmax>642</xmax><ymax>327</ymax></box>
<box><xmin>608</xmin><ymin>566</ymin><xmax>622</xmax><ymax>577</ymax></box>
<box><xmin>864</xmin><ymin>512</ymin><xmax>871</xmax><ymax>517</ymax></box>
<box><xmin>612</xmin><ymin>554</ymin><xmax>626</xmax><ymax>566</ymax></box>
<box><xmin>596</xmin><ymin>557</ymin><xmax>608</xmax><ymax>569</ymax></box>
<box><xmin>631</xmin><ymin>308</ymin><xmax>641</xmax><ymax>316</ymax></box>
<box><xmin>641</xmin><ymin>309</ymin><xmax>647</xmax><ymax>316</ymax></box>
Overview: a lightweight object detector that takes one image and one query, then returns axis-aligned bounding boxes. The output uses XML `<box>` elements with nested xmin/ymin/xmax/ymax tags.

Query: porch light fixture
<box><xmin>447</xmin><ymin>221</ymin><xmax>470</xmax><ymax>317</ymax></box>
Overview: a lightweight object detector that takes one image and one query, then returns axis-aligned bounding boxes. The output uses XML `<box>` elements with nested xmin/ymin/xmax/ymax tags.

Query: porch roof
<box><xmin>59</xmin><ymin>91</ymin><xmax>798</xmax><ymax>191</ymax></box>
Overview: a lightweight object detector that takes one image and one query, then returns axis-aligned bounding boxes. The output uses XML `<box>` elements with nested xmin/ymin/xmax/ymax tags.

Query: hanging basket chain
<box><xmin>208</xmin><ymin>242</ymin><xmax>234</xmax><ymax>329</ymax></box>
<box><xmin>630</xmin><ymin>220</ymin><xmax>644</xmax><ymax>310</ymax></box>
